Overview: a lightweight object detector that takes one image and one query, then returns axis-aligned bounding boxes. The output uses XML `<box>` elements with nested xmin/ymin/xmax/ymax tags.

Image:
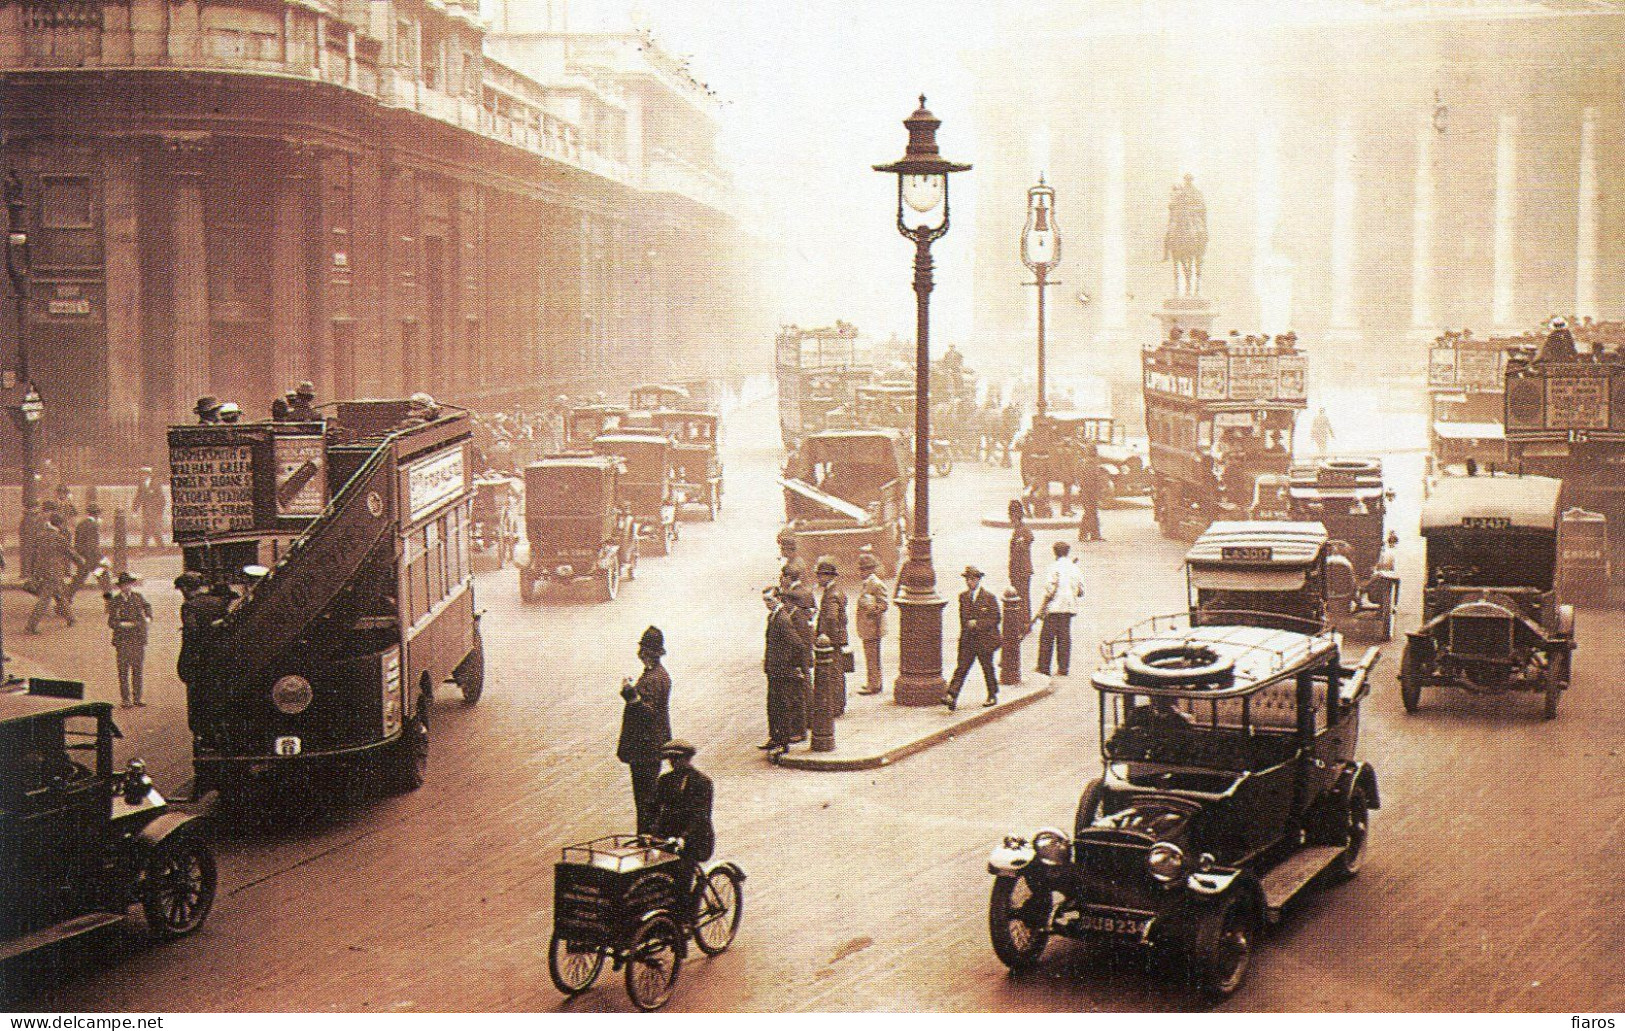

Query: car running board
<box><xmin>0</xmin><ymin>911</ymin><xmax>126</xmax><ymax>964</ymax></box>
<box><xmin>1259</xmin><ymin>845</ymin><xmax>1344</xmax><ymax>922</ymax></box>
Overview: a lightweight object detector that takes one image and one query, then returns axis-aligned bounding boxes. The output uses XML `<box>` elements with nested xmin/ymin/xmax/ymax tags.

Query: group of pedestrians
<box><xmin>14</xmin><ymin>485</ymin><xmax>107</xmax><ymax>634</ymax></box>
<box><xmin>759</xmin><ymin>532</ymin><xmax>881</xmax><ymax>755</ymax></box>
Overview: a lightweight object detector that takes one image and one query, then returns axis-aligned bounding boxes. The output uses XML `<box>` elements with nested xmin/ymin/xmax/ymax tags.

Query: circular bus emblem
<box><xmin>366</xmin><ymin>491</ymin><xmax>384</xmax><ymax>517</ymax></box>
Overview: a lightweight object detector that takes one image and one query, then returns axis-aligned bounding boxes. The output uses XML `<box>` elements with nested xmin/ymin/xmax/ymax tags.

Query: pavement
<box><xmin>772</xmin><ymin>672</ymin><xmax>1056</xmax><ymax>771</ymax></box>
<box><xmin>3</xmin><ymin>387</ymin><xmax>1624</xmax><ymax>1013</ymax></box>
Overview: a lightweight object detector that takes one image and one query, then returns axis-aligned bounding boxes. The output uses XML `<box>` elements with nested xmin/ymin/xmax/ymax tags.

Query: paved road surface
<box><xmin>5</xmin><ymin>394</ymin><xmax>1623</xmax><ymax>1012</ymax></box>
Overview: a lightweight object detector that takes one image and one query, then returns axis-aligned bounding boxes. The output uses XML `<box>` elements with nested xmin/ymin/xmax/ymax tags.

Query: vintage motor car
<box><xmin>1</xmin><ymin>688</ymin><xmax>217</xmax><ymax>963</ymax></box>
<box><xmin>1401</xmin><ymin>475</ymin><xmax>1575</xmax><ymax>718</ymax></box>
<box><xmin>781</xmin><ymin>429</ymin><xmax>909</xmax><ymax>577</ymax></box>
<box><xmin>593</xmin><ymin>433</ymin><xmax>679</xmax><ymax>556</ymax></box>
<box><xmin>628</xmin><ymin>383</ymin><xmax>693</xmax><ymax>413</ymax></box>
<box><xmin>566</xmin><ymin>404</ymin><xmax>629</xmax><ymax>449</ymax></box>
<box><xmin>1286</xmin><ymin>458</ymin><xmax>1397</xmax><ymax>641</ymax></box>
<box><xmin>986</xmin><ymin>618</ymin><xmax>1380</xmax><ymax>999</ymax></box>
<box><xmin>520</xmin><ymin>456</ymin><xmax>639</xmax><ymax>603</ymax></box>
<box><xmin>1020</xmin><ymin>411</ymin><xmax>1152</xmax><ymax>517</ymax></box>
<box><xmin>837</xmin><ymin>383</ymin><xmax>955</xmax><ymax>477</ymax></box>
<box><xmin>654</xmin><ymin>409</ymin><xmax>724</xmax><ymax>520</ymax></box>
<box><xmin>470</xmin><ymin>473</ymin><xmax>523</xmax><ymax>570</ymax></box>
<box><xmin>1184</xmin><ymin>522</ymin><xmax>1334</xmax><ymax>634</ymax></box>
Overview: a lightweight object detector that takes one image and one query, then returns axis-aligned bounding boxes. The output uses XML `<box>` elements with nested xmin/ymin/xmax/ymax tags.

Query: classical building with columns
<box><xmin>0</xmin><ymin>0</ymin><xmax>755</xmax><ymax>473</ymax></box>
<box><xmin>967</xmin><ymin>0</ymin><xmax>1625</xmax><ymax>390</ymax></box>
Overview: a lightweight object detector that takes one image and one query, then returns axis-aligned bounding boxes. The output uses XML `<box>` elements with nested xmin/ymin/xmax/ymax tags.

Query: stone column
<box><xmin>103</xmin><ymin>144</ymin><xmax>144</xmax><ymax>451</ymax></box>
<box><xmin>1410</xmin><ymin>109</ymin><xmax>1437</xmax><ymax>338</ymax></box>
<box><xmin>167</xmin><ymin>138</ymin><xmax>211</xmax><ymax>419</ymax></box>
<box><xmin>1492</xmin><ymin>113</ymin><xmax>1518</xmax><ymax>329</ymax></box>
<box><xmin>1327</xmin><ymin>118</ymin><xmax>1360</xmax><ymax>343</ymax></box>
<box><xmin>1254</xmin><ymin>116</ymin><xmax>1293</xmax><ymax>336</ymax></box>
<box><xmin>271</xmin><ymin>157</ymin><xmax>312</xmax><ymax>395</ymax></box>
<box><xmin>1098</xmin><ymin>108</ymin><xmax>1128</xmax><ymax>342</ymax></box>
<box><xmin>1575</xmin><ymin>106</ymin><xmax>1599</xmax><ymax>320</ymax></box>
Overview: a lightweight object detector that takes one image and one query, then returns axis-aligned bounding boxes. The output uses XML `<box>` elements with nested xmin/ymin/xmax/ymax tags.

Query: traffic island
<box><xmin>771</xmin><ymin>673</ymin><xmax>1057</xmax><ymax>772</ymax></box>
<box><xmin>980</xmin><ymin>497</ymin><xmax>1150</xmax><ymax>529</ymax></box>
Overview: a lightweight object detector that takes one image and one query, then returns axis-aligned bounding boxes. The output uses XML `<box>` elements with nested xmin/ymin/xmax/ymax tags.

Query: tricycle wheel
<box><xmin>693</xmin><ymin>866</ymin><xmax>744</xmax><ymax>955</ymax></box>
<box><xmin>625</xmin><ymin>914</ymin><xmax>683</xmax><ymax>1011</ymax></box>
<box><xmin>548</xmin><ymin>934</ymin><xmax>605</xmax><ymax>996</ymax></box>
<box><xmin>1399</xmin><ymin>641</ymin><xmax>1423</xmax><ymax>714</ymax></box>
<box><xmin>141</xmin><ymin>833</ymin><xmax>217</xmax><ymax>939</ymax></box>
<box><xmin>988</xmin><ymin>874</ymin><xmax>1051</xmax><ymax>972</ymax></box>
<box><xmin>1190</xmin><ymin>893</ymin><xmax>1258</xmax><ymax>1000</ymax></box>
<box><xmin>454</xmin><ymin>630</ymin><xmax>485</xmax><ymax>704</ymax></box>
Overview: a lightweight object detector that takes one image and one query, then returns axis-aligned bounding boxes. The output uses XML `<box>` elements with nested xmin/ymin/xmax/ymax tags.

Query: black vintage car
<box><xmin>520</xmin><ymin>456</ymin><xmax>639</xmax><ymax>602</ymax></box>
<box><xmin>1401</xmin><ymin>474</ymin><xmax>1574</xmax><ymax>718</ymax></box>
<box><xmin>986</xmin><ymin>618</ymin><xmax>1380</xmax><ymax>998</ymax></box>
<box><xmin>1</xmin><ymin>689</ymin><xmax>216</xmax><ymax>963</ymax></box>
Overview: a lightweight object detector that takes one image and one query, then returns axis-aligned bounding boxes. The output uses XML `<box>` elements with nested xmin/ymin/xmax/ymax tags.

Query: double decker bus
<box><xmin>1142</xmin><ymin>332</ymin><xmax>1308</xmax><ymax>540</ymax></box>
<box><xmin>169</xmin><ymin>398</ymin><xmax>485</xmax><ymax>802</ymax></box>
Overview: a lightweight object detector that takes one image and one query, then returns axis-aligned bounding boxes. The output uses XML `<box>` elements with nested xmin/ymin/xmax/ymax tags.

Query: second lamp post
<box><xmin>1021</xmin><ymin>177</ymin><xmax>1060</xmax><ymax>417</ymax></box>
<box><xmin>874</xmin><ymin>96</ymin><xmax>970</xmax><ymax>706</ymax></box>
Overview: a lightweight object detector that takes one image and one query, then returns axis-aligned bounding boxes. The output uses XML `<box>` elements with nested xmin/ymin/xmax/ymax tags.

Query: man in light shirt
<box><xmin>1035</xmin><ymin>541</ymin><xmax>1084</xmax><ymax>677</ymax></box>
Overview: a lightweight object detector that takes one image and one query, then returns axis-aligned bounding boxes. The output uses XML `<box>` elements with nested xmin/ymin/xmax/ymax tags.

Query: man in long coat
<box><xmin>813</xmin><ymin>556</ymin><xmax>849</xmax><ymax>717</ymax></box>
<box><xmin>853</xmin><ymin>549</ymin><xmax>890</xmax><ymax>695</ymax></box>
<box><xmin>761</xmin><ymin>587</ymin><xmax>810</xmax><ymax>753</ymax></box>
<box><xmin>943</xmin><ymin>566</ymin><xmax>1002</xmax><ymax>710</ymax></box>
<box><xmin>618</xmin><ymin>626</ymin><xmax>672</xmax><ymax>834</ymax></box>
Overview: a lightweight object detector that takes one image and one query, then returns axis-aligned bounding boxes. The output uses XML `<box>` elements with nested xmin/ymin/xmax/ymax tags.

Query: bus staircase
<box><xmin>210</xmin><ymin>440</ymin><xmax>397</xmax><ymax>676</ymax></box>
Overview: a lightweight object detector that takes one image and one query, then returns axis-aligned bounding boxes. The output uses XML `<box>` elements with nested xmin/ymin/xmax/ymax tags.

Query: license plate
<box><xmin>275</xmin><ymin>736</ymin><xmax>302</xmax><ymax>757</ymax></box>
<box><xmin>1078</xmin><ymin>906</ymin><xmax>1153</xmax><ymax>937</ymax></box>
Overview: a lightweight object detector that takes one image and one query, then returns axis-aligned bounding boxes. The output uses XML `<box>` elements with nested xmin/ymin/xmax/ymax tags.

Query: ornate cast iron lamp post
<box><xmin>873</xmin><ymin>96</ymin><xmax>970</xmax><ymax>705</ymax></box>
<box><xmin>1021</xmin><ymin>177</ymin><xmax>1060</xmax><ymax>417</ymax></box>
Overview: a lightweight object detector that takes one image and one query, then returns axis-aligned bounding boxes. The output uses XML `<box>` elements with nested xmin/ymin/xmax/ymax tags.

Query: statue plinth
<box><xmin>1153</xmin><ymin>296</ymin><xmax>1217</xmax><ymax>338</ymax></box>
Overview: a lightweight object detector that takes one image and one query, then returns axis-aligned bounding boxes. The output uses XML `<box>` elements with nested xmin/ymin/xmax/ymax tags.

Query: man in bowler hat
<box><xmin>943</xmin><ymin>566</ymin><xmax>1002</xmax><ymax>711</ymax></box>
<box><xmin>618</xmin><ymin>626</ymin><xmax>673</xmax><ymax>834</ymax></box>
<box><xmin>761</xmin><ymin>586</ymin><xmax>810</xmax><ymax>752</ymax></box>
<box><xmin>105</xmin><ymin>572</ymin><xmax>153</xmax><ymax>707</ymax></box>
<box><xmin>813</xmin><ymin>555</ymin><xmax>849</xmax><ymax>717</ymax></box>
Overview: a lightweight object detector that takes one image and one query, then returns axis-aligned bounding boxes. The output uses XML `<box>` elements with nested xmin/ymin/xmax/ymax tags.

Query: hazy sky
<box><xmin>498</xmin><ymin>0</ymin><xmax>1026</xmax><ymax>341</ymax></box>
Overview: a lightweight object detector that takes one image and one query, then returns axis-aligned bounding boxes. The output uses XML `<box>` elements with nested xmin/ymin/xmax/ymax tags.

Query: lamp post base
<box><xmin>893</xmin><ymin>536</ymin><xmax>947</xmax><ymax>706</ymax></box>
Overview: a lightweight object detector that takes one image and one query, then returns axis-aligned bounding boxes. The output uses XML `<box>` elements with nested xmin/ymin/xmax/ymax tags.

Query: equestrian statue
<box><xmin>1163</xmin><ymin>173</ymin><xmax>1208</xmax><ymax>298</ymax></box>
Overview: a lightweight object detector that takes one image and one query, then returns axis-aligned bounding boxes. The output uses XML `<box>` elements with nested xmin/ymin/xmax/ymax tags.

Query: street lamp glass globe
<box><xmin>1021</xmin><ymin>182</ymin><xmax>1060</xmax><ymax>270</ymax></box>
<box><xmin>902</xmin><ymin>173</ymin><xmax>945</xmax><ymax>215</ymax></box>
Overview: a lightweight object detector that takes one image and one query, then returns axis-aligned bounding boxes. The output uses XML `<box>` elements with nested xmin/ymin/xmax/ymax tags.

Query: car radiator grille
<box><xmin>1450</xmin><ymin>613</ymin><xmax>1513</xmax><ymax>659</ymax></box>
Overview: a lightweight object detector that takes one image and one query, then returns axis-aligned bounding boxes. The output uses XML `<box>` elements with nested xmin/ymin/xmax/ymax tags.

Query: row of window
<box><xmin>402</xmin><ymin>500</ymin><xmax>471</xmax><ymax>630</ymax></box>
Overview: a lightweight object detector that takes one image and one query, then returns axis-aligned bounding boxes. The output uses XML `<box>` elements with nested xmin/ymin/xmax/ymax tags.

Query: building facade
<box><xmin>0</xmin><ymin>0</ymin><xmax>755</xmax><ymax>473</ymax></box>
<box><xmin>968</xmin><ymin>1</ymin><xmax>1625</xmax><ymax>388</ymax></box>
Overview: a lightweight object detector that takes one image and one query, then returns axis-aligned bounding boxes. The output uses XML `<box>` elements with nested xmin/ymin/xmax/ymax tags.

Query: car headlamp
<box><xmin>1032</xmin><ymin>828</ymin><xmax>1070</xmax><ymax>866</ymax></box>
<box><xmin>1147</xmin><ymin>841</ymin><xmax>1187</xmax><ymax>883</ymax></box>
<box><xmin>271</xmin><ymin>674</ymin><xmax>314</xmax><ymax>715</ymax></box>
